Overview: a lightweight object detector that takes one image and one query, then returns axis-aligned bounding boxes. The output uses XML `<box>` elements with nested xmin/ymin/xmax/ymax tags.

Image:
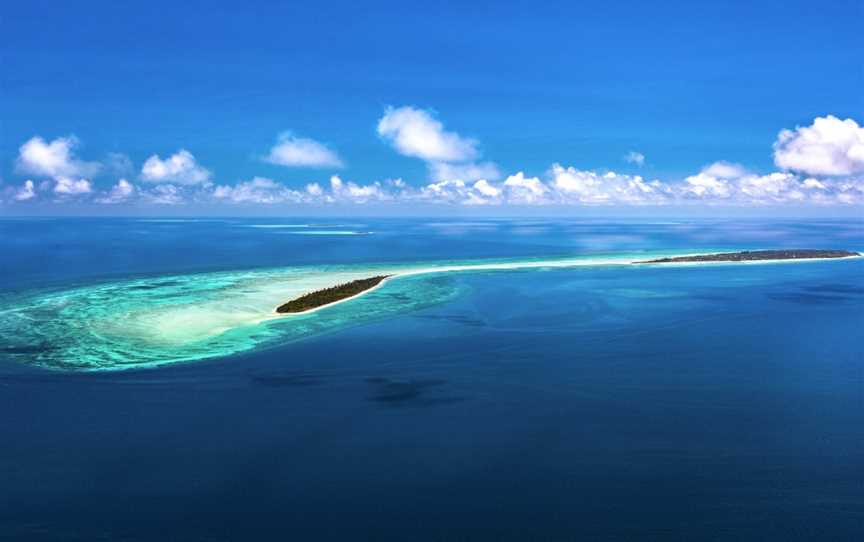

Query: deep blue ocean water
<box><xmin>1</xmin><ymin>217</ymin><xmax>862</xmax><ymax>541</ymax></box>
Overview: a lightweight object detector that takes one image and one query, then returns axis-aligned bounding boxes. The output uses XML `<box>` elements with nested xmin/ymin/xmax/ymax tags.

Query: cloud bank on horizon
<box><xmin>4</xmin><ymin>109</ymin><xmax>864</xmax><ymax>209</ymax></box>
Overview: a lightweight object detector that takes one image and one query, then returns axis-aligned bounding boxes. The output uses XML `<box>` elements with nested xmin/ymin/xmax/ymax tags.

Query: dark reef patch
<box><xmin>127</xmin><ymin>280</ymin><xmax>181</xmax><ymax>291</ymax></box>
<box><xmin>1</xmin><ymin>344</ymin><xmax>56</xmax><ymax>355</ymax></box>
<box><xmin>767</xmin><ymin>292</ymin><xmax>854</xmax><ymax>305</ymax></box>
<box><xmin>803</xmin><ymin>283</ymin><xmax>864</xmax><ymax>295</ymax></box>
<box><xmin>415</xmin><ymin>313</ymin><xmax>488</xmax><ymax>327</ymax></box>
<box><xmin>365</xmin><ymin>377</ymin><xmax>463</xmax><ymax>407</ymax></box>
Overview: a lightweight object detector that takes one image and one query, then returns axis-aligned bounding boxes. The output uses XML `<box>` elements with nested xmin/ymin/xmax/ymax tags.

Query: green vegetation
<box><xmin>637</xmin><ymin>249</ymin><xmax>859</xmax><ymax>264</ymax></box>
<box><xmin>276</xmin><ymin>275</ymin><xmax>391</xmax><ymax>314</ymax></box>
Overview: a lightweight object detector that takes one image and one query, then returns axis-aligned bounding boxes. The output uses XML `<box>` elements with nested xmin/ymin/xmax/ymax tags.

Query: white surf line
<box><xmin>270</xmin><ymin>251</ymin><xmax>863</xmax><ymax>317</ymax></box>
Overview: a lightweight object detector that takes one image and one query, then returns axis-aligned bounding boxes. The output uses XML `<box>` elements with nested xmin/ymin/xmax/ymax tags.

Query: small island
<box><xmin>636</xmin><ymin>249</ymin><xmax>859</xmax><ymax>264</ymax></box>
<box><xmin>275</xmin><ymin>275</ymin><xmax>391</xmax><ymax>314</ymax></box>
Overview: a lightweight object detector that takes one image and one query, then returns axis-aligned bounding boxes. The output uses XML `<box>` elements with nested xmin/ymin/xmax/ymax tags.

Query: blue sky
<box><xmin>2</xmin><ymin>0</ymin><xmax>862</xmax><ymax>215</ymax></box>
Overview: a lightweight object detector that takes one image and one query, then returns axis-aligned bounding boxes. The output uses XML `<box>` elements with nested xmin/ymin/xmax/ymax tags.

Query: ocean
<box><xmin>1</xmin><ymin>217</ymin><xmax>862</xmax><ymax>540</ymax></box>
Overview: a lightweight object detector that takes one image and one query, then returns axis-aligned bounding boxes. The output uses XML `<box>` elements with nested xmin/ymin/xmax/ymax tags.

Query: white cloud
<box><xmin>503</xmin><ymin>172</ymin><xmax>549</xmax><ymax>204</ymax></box>
<box><xmin>774</xmin><ymin>115</ymin><xmax>864</xmax><ymax>176</ymax></box>
<box><xmin>15</xmin><ymin>136</ymin><xmax>101</xmax><ymax>178</ymax></box>
<box><xmin>473</xmin><ymin>179</ymin><xmax>500</xmax><ymax>198</ymax></box>
<box><xmin>142</xmin><ymin>184</ymin><xmax>185</xmax><ymax>205</ymax></box>
<box><xmin>377</xmin><ymin>106</ymin><xmax>502</xmax><ymax>183</ymax></box>
<box><xmin>683</xmin><ymin>173</ymin><xmax>731</xmax><ymax>198</ymax></box>
<box><xmin>377</xmin><ymin>106</ymin><xmax>479</xmax><ymax>162</ymax></box>
<box><xmin>802</xmin><ymin>178</ymin><xmax>826</xmax><ymax>190</ymax></box>
<box><xmin>140</xmin><ymin>149</ymin><xmax>211</xmax><ymax>185</ymax></box>
<box><xmin>679</xmin><ymin>168</ymin><xmax>864</xmax><ymax>205</ymax></box>
<box><xmin>53</xmin><ymin>176</ymin><xmax>93</xmax><ymax>196</ymax></box>
<box><xmin>419</xmin><ymin>179</ymin><xmax>484</xmax><ymax>205</ymax></box>
<box><xmin>415</xmin><ymin>168</ymin><xmax>665</xmax><ymax>206</ymax></box>
<box><xmin>624</xmin><ymin>151</ymin><xmax>645</xmax><ymax>166</ymax></box>
<box><xmin>13</xmin><ymin>180</ymin><xmax>36</xmax><ymax>201</ymax></box>
<box><xmin>701</xmin><ymin>161</ymin><xmax>748</xmax><ymax>179</ymax></box>
<box><xmin>428</xmin><ymin>161</ymin><xmax>501</xmax><ymax>182</ymax></box>
<box><xmin>215</xmin><ymin>165</ymin><xmax>862</xmax><ymax>208</ymax></box>
<box><xmin>738</xmin><ymin>172</ymin><xmax>799</xmax><ymax>201</ymax></box>
<box><xmin>264</xmin><ymin>133</ymin><xmax>343</xmax><ymax>168</ymax></box>
<box><xmin>549</xmin><ymin>164</ymin><xmax>667</xmax><ymax>205</ymax></box>
<box><xmin>208</xmin><ymin>175</ymin><xmax>392</xmax><ymax>205</ymax></box>
<box><xmin>329</xmin><ymin>175</ymin><xmax>390</xmax><ymax>203</ymax></box>
<box><xmin>212</xmin><ymin>177</ymin><xmax>303</xmax><ymax>204</ymax></box>
<box><xmin>680</xmin><ymin>162</ymin><xmax>746</xmax><ymax>199</ymax></box>
<box><xmin>96</xmin><ymin>179</ymin><xmax>136</xmax><ymax>204</ymax></box>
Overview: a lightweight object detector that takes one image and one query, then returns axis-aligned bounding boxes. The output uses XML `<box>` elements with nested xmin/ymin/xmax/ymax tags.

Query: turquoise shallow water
<box><xmin>1</xmin><ymin>249</ymin><xmax>858</xmax><ymax>371</ymax></box>
<box><xmin>0</xmin><ymin>253</ymin><xmax>679</xmax><ymax>371</ymax></box>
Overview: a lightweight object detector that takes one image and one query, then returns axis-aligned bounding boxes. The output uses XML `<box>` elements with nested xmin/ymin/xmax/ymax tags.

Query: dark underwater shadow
<box><xmin>365</xmin><ymin>377</ymin><xmax>467</xmax><ymax>407</ymax></box>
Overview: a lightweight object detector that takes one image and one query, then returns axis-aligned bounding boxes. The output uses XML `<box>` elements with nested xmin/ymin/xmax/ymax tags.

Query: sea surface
<box><xmin>1</xmin><ymin>217</ymin><xmax>862</xmax><ymax>540</ymax></box>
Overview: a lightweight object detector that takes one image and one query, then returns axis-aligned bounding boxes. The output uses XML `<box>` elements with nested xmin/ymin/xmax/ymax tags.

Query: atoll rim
<box><xmin>1</xmin><ymin>251</ymin><xmax>855</xmax><ymax>371</ymax></box>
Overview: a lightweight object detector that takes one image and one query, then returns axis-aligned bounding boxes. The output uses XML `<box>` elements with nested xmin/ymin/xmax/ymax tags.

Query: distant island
<box><xmin>636</xmin><ymin>249</ymin><xmax>860</xmax><ymax>264</ymax></box>
<box><xmin>275</xmin><ymin>275</ymin><xmax>391</xmax><ymax>314</ymax></box>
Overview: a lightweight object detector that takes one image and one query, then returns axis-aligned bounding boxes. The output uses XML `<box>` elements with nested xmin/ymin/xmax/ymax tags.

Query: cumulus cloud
<box><xmin>212</xmin><ymin>177</ymin><xmax>304</xmax><ymax>204</ymax></box>
<box><xmin>329</xmin><ymin>175</ymin><xmax>391</xmax><ymax>203</ymax></box>
<box><xmin>53</xmin><ymin>177</ymin><xmax>93</xmax><ymax>196</ymax></box>
<box><xmin>208</xmin><ymin>175</ymin><xmax>395</xmax><ymax>205</ymax></box>
<box><xmin>140</xmin><ymin>149</ymin><xmax>211</xmax><ymax>185</ymax></box>
<box><xmin>774</xmin><ymin>115</ymin><xmax>864</xmax><ymax>176</ymax></box>
<box><xmin>503</xmin><ymin>172</ymin><xmax>548</xmax><ymax>204</ymax></box>
<box><xmin>413</xmin><ymin>168</ymin><xmax>663</xmax><ymax>206</ymax></box>
<box><xmin>95</xmin><ymin>179</ymin><xmax>136</xmax><ymax>204</ymax></box>
<box><xmin>142</xmin><ymin>184</ymin><xmax>185</xmax><ymax>205</ymax></box>
<box><xmin>624</xmin><ymin>151</ymin><xmax>645</xmax><ymax>166</ymax></box>
<box><xmin>700</xmin><ymin>161</ymin><xmax>748</xmax><ymax>179</ymax></box>
<box><xmin>802</xmin><ymin>178</ymin><xmax>826</xmax><ymax>190</ymax></box>
<box><xmin>411</xmin><ymin>165</ymin><xmax>863</xmax><ymax>207</ymax></box>
<box><xmin>683</xmin><ymin>172</ymin><xmax>732</xmax><ymax>198</ymax></box>
<box><xmin>678</xmin><ymin>166</ymin><xmax>864</xmax><ymax>205</ymax></box>
<box><xmin>305</xmin><ymin>182</ymin><xmax>324</xmax><ymax>197</ymax></box>
<box><xmin>15</xmin><ymin>136</ymin><xmax>101</xmax><ymax>178</ymax></box>
<box><xmin>13</xmin><ymin>180</ymin><xmax>36</xmax><ymax>201</ymax></box>
<box><xmin>330</xmin><ymin>176</ymin><xmax>407</xmax><ymax>203</ymax></box>
<box><xmin>419</xmin><ymin>179</ymin><xmax>470</xmax><ymax>204</ymax></box>
<box><xmin>550</xmin><ymin>164</ymin><xmax>668</xmax><ymax>205</ymax></box>
<box><xmin>264</xmin><ymin>133</ymin><xmax>343</xmax><ymax>168</ymax></box>
<box><xmin>378</xmin><ymin>106</ymin><xmax>503</xmax><ymax>185</ymax></box>
<box><xmin>473</xmin><ymin>179</ymin><xmax>500</xmax><ymax>198</ymax></box>
<box><xmin>377</xmin><ymin>106</ymin><xmax>479</xmax><ymax>162</ymax></box>
<box><xmin>420</xmin><ymin>178</ymin><xmax>518</xmax><ymax>206</ymax></box>
<box><xmin>428</xmin><ymin>161</ymin><xmax>501</xmax><ymax>182</ymax></box>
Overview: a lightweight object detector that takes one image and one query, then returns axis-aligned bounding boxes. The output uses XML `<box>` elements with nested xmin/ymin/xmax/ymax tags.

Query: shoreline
<box><xmin>273</xmin><ymin>250</ymin><xmax>862</xmax><ymax>316</ymax></box>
